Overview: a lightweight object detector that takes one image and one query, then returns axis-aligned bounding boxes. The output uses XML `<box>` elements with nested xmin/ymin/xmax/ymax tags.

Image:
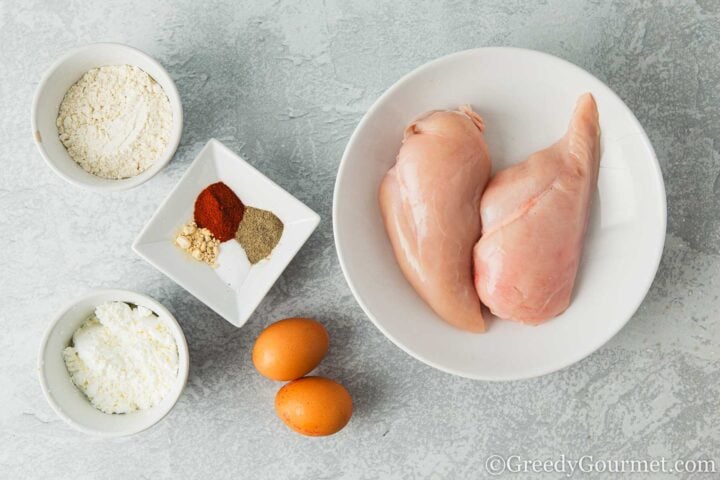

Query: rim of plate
<box><xmin>332</xmin><ymin>47</ymin><xmax>667</xmax><ymax>381</ymax></box>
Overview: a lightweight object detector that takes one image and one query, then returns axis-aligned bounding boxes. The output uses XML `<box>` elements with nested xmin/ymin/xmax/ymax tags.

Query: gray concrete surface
<box><xmin>1</xmin><ymin>0</ymin><xmax>718</xmax><ymax>478</ymax></box>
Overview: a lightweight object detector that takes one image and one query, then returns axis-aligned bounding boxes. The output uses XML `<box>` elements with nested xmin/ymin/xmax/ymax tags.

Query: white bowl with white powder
<box><xmin>31</xmin><ymin>43</ymin><xmax>183</xmax><ymax>191</ymax></box>
<box><xmin>38</xmin><ymin>289</ymin><xmax>189</xmax><ymax>437</ymax></box>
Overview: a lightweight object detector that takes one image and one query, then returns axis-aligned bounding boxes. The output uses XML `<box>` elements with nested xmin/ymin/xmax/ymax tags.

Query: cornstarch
<box><xmin>63</xmin><ymin>301</ymin><xmax>179</xmax><ymax>414</ymax></box>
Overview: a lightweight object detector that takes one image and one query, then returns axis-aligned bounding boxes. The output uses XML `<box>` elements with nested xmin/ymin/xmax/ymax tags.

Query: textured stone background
<box><xmin>1</xmin><ymin>0</ymin><xmax>718</xmax><ymax>478</ymax></box>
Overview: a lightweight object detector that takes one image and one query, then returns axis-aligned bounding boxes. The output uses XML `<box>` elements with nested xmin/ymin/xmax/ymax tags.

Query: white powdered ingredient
<box><xmin>63</xmin><ymin>301</ymin><xmax>179</xmax><ymax>414</ymax></box>
<box><xmin>56</xmin><ymin>65</ymin><xmax>173</xmax><ymax>179</ymax></box>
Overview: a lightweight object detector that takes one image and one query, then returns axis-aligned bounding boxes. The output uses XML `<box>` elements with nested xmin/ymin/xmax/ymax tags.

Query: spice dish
<box><xmin>38</xmin><ymin>289</ymin><xmax>189</xmax><ymax>437</ymax></box>
<box><xmin>133</xmin><ymin>139</ymin><xmax>320</xmax><ymax>327</ymax></box>
<box><xmin>31</xmin><ymin>43</ymin><xmax>183</xmax><ymax>191</ymax></box>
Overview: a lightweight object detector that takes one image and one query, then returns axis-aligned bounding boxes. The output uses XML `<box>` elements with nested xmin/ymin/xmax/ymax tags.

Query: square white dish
<box><xmin>133</xmin><ymin>139</ymin><xmax>320</xmax><ymax>327</ymax></box>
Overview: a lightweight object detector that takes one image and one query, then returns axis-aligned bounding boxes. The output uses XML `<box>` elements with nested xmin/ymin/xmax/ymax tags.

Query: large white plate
<box><xmin>333</xmin><ymin>48</ymin><xmax>666</xmax><ymax>381</ymax></box>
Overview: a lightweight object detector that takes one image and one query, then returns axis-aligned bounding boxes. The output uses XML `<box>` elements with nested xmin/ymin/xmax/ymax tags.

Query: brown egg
<box><xmin>252</xmin><ymin>317</ymin><xmax>329</xmax><ymax>381</ymax></box>
<box><xmin>275</xmin><ymin>376</ymin><xmax>353</xmax><ymax>436</ymax></box>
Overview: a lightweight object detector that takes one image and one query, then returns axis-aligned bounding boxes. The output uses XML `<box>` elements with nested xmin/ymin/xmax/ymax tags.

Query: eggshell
<box><xmin>275</xmin><ymin>376</ymin><xmax>353</xmax><ymax>436</ymax></box>
<box><xmin>252</xmin><ymin>317</ymin><xmax>329</xmax><ymax>381</ymax></box>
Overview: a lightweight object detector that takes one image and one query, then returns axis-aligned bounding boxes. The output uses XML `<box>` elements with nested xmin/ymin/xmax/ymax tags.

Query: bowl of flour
<box><xmin>32</xmin><ymin>43</ymin><xmax>183</xmax><ymax>191</ymax></box>
<box><xmin>38</xmin><ymin>289</ymin><xmax>189</xmax><ymax>436</ymax></box>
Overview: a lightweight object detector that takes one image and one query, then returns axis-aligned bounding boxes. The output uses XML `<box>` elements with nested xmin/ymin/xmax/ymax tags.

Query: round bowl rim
<box><xmin>30</xmin><ymin>42</ymin><xmax>183</xmax><ymax>192</ymax></box>
<box><xmin>332</xmin><ymin>46</ymin><xmax>667</xmax><ymax>381</ymax></box>
<box><xmin>37</xmin><ymin>288</ymin><xmax>190</xmax><ymax>436</ymax></box>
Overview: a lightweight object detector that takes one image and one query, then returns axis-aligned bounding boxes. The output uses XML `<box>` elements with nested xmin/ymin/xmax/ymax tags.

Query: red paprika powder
<box><xmin>194</xmin><ymin>182</ymin><xmax>245</xmax><ymax>242</ymax></box>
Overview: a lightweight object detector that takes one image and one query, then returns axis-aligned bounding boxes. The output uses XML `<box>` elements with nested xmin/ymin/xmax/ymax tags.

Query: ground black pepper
<box><xmin>235</xmin><ymin>207</ymin><xmax>284</xmax><ymax>264</ymax></box>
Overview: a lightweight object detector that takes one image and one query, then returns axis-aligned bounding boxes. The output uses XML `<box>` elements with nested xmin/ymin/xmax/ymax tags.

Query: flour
<box><xmin>57</xmin><ymin>65</ymin><xmax>173</xmax><ymax>179</ymax></box>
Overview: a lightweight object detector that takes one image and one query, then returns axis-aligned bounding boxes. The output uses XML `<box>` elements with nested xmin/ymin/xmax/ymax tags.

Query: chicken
<box><xmin>379</xmin><ymin>106</ymin><xmax>491</xmax><ymax>332</ymax></box>
<box><xmin>473</xmin><ymin>93</ymin><xmax>601</xmax><ymax>324</ymax></box>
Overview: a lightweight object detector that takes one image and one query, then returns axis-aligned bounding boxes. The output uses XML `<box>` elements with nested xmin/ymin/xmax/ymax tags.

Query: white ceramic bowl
<box><xmin>334</xmin><ymin>47</ymin><xmax>666</xmax><ymax>381</ymax></box>
<box><xmin>38</xmin><ymin>289</ymin><xmax>190</xmax><ymax>436</ymax></box>
<box><xmin>31</xmin><ymin>43</ymin><xmax>183</xmax><ymax>192</ymax></box>
<box><xmin>133</xmin><ymin>139</ymin><xmax>320</xmax><ymax>327</ymax></box>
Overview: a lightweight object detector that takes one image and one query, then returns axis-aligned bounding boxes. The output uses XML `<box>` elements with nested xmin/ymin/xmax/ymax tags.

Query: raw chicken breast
<box><xmin>473</xmin><ymin>93</ymin><xmax>600</xmax><ymax>324</ymax></box>
<box><xmin>379</xmin><ymin>106</ymin><xmax>491</xmax><ymax>332</ymax></box>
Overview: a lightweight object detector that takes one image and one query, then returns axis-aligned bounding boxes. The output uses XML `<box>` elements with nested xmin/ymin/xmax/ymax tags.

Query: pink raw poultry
<box><xmin>473</xmin><ymin>93</ymin><xmax>601</xmax><ymax>324</ymax></box>
<box><xmin>379</xmin><ymin>106</ymin><xmax>491</xmax><ymax>332</ymax></box>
